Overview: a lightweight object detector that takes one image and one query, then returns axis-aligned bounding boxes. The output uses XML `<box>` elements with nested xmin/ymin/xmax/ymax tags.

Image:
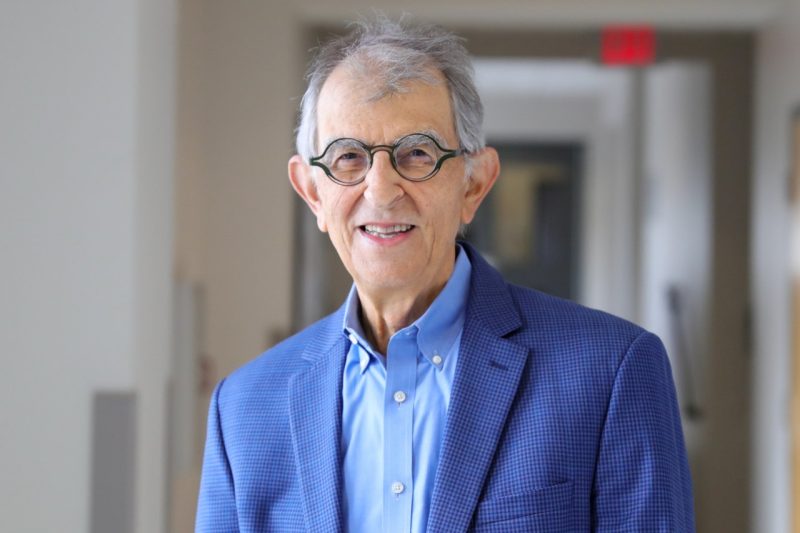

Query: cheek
<box><xmin>323</xmin><ymin>190</ymin><xmax>356</xmax><ymax>233</ymax></box>
<box><xmin>437</xmin><ymin>186</ymin><xmax>470</xmax><ymax>229</ymax></box>
<box><xmin>422</xmin><ymin>196</ymin><xmax>464</xmax><ymax>243</ymax></box>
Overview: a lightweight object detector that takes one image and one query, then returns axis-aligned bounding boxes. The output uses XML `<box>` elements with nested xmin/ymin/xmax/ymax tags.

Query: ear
<box><xmin>460</xmin><ymin>147</ymin><xmax>500</xmax><ymax>225</ymax></box>
<box><xmin>288</xmin><ymin>154</ymin><xmax>328</xmax><ymax>232</ymax></box>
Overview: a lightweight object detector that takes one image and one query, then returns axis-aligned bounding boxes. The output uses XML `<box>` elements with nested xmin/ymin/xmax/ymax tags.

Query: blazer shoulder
<box><xmin>462</xmin><ymin>242</ymin><xmax>651</xmax><ymax>367</ymax></box>
<box><xmin>505</xmin><ymin>283</ymin><xmax>651</xmax><ymax>365</ymax></box>
<box><xmin>514</xmin><ymin>284</ymin><xmax>642</xmax><ymax>332</ymax></box>
<box><xmin>219</xmin><ymin>310</ymin><xmax>343</xmax><ymax>402</ymax></box>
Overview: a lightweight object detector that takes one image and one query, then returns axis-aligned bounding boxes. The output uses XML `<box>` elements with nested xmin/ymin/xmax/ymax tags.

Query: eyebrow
<box><xmin>318</xmin><ymin>129</ymin><xmax>449</xmax><ymax>150</ymax></box>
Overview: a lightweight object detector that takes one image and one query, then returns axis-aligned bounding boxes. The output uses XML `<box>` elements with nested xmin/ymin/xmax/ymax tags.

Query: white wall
<box><xmin>134</xmin><ymin>1</ymin><xmax>178</xmax><ymax>531</ymax></box>
<box><xmin>752</xmin><ymin>0</ymin><xmax>800</xmax><ymax>530</ymax></box>
<box><xmin>0</xmin><ymin>1</ymin><xmax>175</xmax><ymax>532</ymax></box>
<box><xmin>640</xmin><ymin>62</ymin><xmax>712</xmax><ymax>524</ymax></box>
<box><xmin>476</xmin><ymin>60</ymin><xmax>637</xmax><ymax>320</ymax></box>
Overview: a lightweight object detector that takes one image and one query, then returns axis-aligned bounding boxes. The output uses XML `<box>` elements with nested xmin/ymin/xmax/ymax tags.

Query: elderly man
<box><xmin>196</xmin><ymin>17</ymin><xmax>695</xmax><ymax>533</ymax></box>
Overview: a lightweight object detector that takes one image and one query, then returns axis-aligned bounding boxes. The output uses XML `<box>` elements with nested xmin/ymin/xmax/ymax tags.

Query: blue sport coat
<box><xmin>196</xmin><ymin>243</ymin><xmax>695</xmax><ymax>532</ymax></box>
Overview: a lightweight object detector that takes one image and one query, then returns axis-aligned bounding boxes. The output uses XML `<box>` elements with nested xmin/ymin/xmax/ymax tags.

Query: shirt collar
<box><xmin>342</xmin><ymin>286</ymin><xmax>377</xmax><ymax>373</ymax></box>
<box><xmin>342</xmin><ymin>244</ymin><xmax>472</xmax><ymax>373</ymax></box>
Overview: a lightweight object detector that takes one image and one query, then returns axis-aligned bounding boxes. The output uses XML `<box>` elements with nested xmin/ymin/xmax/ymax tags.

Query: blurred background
<box><xmin>2</xmin><ymin>0</ymin><xmax>799</xmax><ymax>531</ymax></box>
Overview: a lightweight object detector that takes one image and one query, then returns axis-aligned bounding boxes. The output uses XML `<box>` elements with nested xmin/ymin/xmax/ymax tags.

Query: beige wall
<box><xmin>176</xmin><ymin>0</ymin><xmax>300</xmax><ymax>383</ymax></box>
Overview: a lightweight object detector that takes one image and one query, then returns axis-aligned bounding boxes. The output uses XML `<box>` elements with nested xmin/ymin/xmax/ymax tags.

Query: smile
<box><xmin>361</xmin><ymin>224</ymin><xmax>415</xmax><ymax>239</ymax></box>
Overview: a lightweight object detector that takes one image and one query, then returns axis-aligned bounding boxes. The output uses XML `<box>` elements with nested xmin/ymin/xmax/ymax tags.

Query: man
<box><xmin>196</xmin><ymin>17</ymin><xmax>695</xmax><ymax>533</ymax></box>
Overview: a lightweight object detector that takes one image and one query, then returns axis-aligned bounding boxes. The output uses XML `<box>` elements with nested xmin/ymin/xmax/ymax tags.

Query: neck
<box><xmin>356</xmin><ymin>284</ymin><xmax>437</xmax><ymax>355</ymax></box>
<box><xmin>356</xmin><ymin>271</ymin><xmax>453</xmax><ymax>355</ymax></box>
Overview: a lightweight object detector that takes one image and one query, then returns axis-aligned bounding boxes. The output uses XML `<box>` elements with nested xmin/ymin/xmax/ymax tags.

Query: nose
<box><xmin>362</xmin><ymin>150</ymin><xmax>404</xmax><ymax>208</ymax></box>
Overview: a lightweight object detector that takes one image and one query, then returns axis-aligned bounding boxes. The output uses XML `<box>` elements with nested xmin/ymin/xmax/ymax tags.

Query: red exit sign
<box><xmin>601</xmin><ymin>26</ymin><xmax>656</xmax><ymax>66</ymax></box>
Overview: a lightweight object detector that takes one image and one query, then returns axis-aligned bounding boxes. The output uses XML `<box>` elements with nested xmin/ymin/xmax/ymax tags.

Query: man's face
<box><xmin>290</xmin><ymin>65</ymin><xmax>498</xmax><ymax>300</ymax></box>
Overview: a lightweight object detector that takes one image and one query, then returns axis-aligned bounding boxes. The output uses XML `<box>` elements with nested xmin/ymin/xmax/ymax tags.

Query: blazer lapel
<box><xmin>426</xmin><ymin>243</ymin><xmax>530</xmax><ymax>533</ymax></box>
<box><xmin>288</xmin><ymin>326</ymin><xmax>347</xmax><ymax>533</ymax></box>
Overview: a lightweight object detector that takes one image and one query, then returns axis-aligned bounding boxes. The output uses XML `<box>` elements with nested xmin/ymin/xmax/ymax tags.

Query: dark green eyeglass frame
<box><xmin>309</xmin><ymin>132</ymin><xmax>467</xmax><ymax>186</ymax></box>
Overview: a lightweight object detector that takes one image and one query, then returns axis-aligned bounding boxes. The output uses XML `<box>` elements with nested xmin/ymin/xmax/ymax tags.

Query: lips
<box><xmin>360</xmin><ymin>224</ymin><xmax>415</xmax><ymax>238</ymax></box>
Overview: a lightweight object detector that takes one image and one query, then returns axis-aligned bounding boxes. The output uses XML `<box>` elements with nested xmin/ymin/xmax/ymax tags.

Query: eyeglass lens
<box><xmin>321</xmin><ymin>134</ymin><xmax>443</xmax><ymax>183</ymax></box>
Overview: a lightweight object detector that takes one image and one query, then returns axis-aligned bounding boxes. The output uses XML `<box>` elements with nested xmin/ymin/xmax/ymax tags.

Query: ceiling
<box><xmin>298</xmin><ymin>0</ymin><xmax>783</xmax><ymax>30</ymax></box>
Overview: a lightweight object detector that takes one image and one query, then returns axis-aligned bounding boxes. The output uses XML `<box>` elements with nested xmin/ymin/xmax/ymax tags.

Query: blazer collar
<box><xmin>459</xmin><ymin>241</ymin><xmax>523</xmax><ymax>336</ymax></box>
<box><xmin>288</xmin><ymin>305</ymin><xmax>348</xmax><ymax>533</ymax></box>
<box><xmin>426</xmin><ymin>241</ymin><xmax>530</xmax><ymax>532</ymax></box>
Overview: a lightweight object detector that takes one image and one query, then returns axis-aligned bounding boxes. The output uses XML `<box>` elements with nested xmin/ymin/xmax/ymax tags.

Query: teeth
<box><xmin>363</xmin><ymin>224</ymin><xmax>413</xmax><ymax>236</ymax></box>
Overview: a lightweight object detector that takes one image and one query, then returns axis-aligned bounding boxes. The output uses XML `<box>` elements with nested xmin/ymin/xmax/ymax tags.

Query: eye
<box><xmin>335</xmin><ymin>150</ymin><xmax>367</xmax><ymax>164</ymax></box>
<box><xmin>395</xmin><ymin>140</ymin><xmax>437</xmax><ymax>168</ymax></box>
<box><xmin>328</xmin><ymin>143</ymin><xmax>368</xmax><ymax>171</ymax></box>
<box><xmin>337</xmin><ymin>151</ymin><xmax>363</xmax><ymax>162</ymax></box>
<box><xmin>408</xmin><ymin>148</ymin><xmax>431</xmax><ymax>158</ymax></box>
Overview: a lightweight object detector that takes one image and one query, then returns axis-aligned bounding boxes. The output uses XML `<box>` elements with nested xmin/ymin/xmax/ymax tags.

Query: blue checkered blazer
<box><xmin>196</xmin><ymin>243</ymin><xmax>695</xmax><ymax>532</ymax></box>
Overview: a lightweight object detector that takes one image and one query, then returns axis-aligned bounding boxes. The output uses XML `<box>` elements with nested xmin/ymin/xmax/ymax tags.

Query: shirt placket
<box><xmin>382</xmin><ymin>328</ymin><xmax>418</xmax><ymax>533</ymax></box>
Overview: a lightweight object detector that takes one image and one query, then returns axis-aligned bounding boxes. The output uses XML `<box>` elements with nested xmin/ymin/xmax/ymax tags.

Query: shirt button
<box><xmin>393</xmin><ymin>390</ymin><xmax>407</xmax><ymax>404</ymax></box>
<box><xmin>432</xmin><ymin>354</ymin><xmax>443</xmax><ymax>366</ymax></box>
<box><xmin>391</xmin><ymin>481</ymin><xmax>405</xmax><ymax>495</ymax></box>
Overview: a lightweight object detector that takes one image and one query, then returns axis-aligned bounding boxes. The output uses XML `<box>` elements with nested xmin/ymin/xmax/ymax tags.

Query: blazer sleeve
<box><xmin>196</xmin><ymin>379</ymin><xmax>240</xmax><ymax>533</ymax></box>
<box><xmin>592</xmin><ymin>331</ymin><xmax>696</xmax><ymax>532</ymax></box>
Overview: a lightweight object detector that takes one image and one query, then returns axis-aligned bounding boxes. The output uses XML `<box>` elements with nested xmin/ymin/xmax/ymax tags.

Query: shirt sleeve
<box><xmin>592</xmin><ymin>331</ymin><xmax>696</xmax><ymax>532</ymax></box>
<box><xmin>195</xmin><ymin>379</ymin><xmax>240</xmax><ymax>533</ymax></box>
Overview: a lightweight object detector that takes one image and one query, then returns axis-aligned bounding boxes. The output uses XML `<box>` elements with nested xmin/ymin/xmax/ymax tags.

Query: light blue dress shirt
<box><xmin>341</xmin><ymin>245</ymin><xmax>472</xmax><ymax>533</ymax></box>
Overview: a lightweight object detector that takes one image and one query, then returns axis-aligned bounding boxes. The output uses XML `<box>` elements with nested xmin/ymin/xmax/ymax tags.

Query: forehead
<box><xmin>316</xmin><ymin>64</ymin><xmax>456</xmax><ymax>147</ymax></box>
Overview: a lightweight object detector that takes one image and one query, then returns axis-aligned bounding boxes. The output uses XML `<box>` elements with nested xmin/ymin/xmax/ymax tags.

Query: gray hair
<box><xmin>295</xmin><ymin>16</ymin><xmax>485</xmax><ymax>162</ymax></box>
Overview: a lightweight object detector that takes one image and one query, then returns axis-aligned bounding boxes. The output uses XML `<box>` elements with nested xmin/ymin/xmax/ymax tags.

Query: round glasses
<box><xmin>309</xmin><ymin>133</ymin><xmax>466</xmax><ymax>186</ymax></box>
